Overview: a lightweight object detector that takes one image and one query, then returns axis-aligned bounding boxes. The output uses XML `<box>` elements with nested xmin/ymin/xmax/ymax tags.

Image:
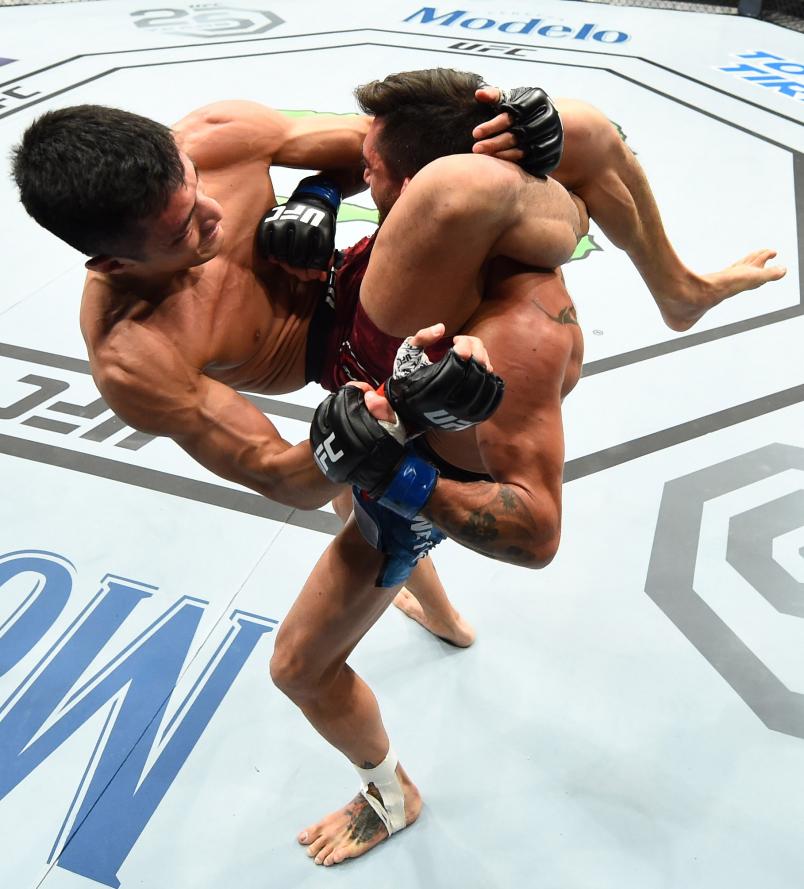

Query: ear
<box><xmin>400</xmin><ymin>177</ymin><xmax>411</xmax><ymax>195</ymax></box>
<box><xmin>84</xmin><ymin>255</ymin><xmax>136</xmax><ymax>275</ymax></box>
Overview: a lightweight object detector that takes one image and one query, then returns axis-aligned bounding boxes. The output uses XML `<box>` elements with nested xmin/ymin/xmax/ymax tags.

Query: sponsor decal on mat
<box><xmin>718</xmin><ymin>50</ymin><xmax>804</xmax><ymax>101</ymax></box>
<box><xmin>0</xmin><ymin>549</ymin><xmax>276</xmax><ymax>887</ymax></box>
<box><xmin>404</xmin><ymin>6</ymin><xmax>631</xmax><ymax>44</ymax></box>
<box><xmin>130</xmin><ymin>4</ymin><xmax>284</xmax><ymax>39</ymax></box>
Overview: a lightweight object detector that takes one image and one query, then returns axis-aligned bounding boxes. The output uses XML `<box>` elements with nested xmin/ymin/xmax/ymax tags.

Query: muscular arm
<box><xmin>94</xmin><ymin>329</ymin><xmax>340</xmax><ymax>510</ymax></box>
<box><xmin>423</xmin><ymin>461</ymin><xmax>561</xmax><ymax>568</ymax></box>
<box><xmin>420</xmin><ymin>296</ymin><xmax>568</xmax><ymax>567</ymax></box>
<box><xmin>175</xmin><ymin>100</ymin><xmax>369</xmax><ymax>195</ymax></box>
<box><xmin>422</xmin><ymin>415</ymin><xmax>564</xmax><ymax>568</ymax></box>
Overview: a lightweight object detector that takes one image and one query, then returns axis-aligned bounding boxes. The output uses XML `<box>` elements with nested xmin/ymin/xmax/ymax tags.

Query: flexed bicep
<box><xmin>418</xmin><ymin>284</ymin><xmax>573</xmax><ymax>567</ymax></box>
<box><xmin>95</xmin><ymin>343</ymin><xmax>338</xmax><ymax>510</ymax></box>
<box><xmin>422</xmin><ymin>390</ymin><xmax>565</xmax><ymax>568</ymax></box>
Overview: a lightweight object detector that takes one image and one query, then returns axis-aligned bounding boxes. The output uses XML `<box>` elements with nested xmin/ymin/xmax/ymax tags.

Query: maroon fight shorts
<box><xmin>306</xmin><ymin>233</ymin><xmax>452</xmax><ymax>391</ymax></box>
<box><xmin>304</xmin><ymin>233</ymin><xmax>492</xmax><ymax>484</ymax></box>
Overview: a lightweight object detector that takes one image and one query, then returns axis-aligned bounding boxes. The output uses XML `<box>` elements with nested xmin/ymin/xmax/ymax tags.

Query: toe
<box><xmin>298</xmin><ymin>823</ymin><xmax>322</xmax><ymax>845</ymax></box>
<box><xmin>306</xmin><ymin>836</ymin><xmax>328</xmax><ymax>859</ymax></box>
<box><xmin>314</xmin><ymin>843</ymin><xmax>335</xmax><ymax>866</ymax></box>
<box><xmin>332</xmin><ymin>847</ymin><xmax>351</xmax><ymax>865</ymax></box>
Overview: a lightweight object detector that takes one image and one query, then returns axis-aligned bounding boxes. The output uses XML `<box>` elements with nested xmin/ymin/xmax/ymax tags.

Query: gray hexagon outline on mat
<box><xmin>646</xmin><ymin>442</ymin><xmax>804</xmax><ymax>738</ymax></box>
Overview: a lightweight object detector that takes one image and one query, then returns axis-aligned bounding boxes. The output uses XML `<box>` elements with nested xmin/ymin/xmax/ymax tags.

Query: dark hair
<box><xmin>354</xmin><ymin>68</ymin><xmax>496</xmax><ymax>180</ymax></box>
<box><xmin>11</xmin><ymin>105</ymin><xmax>185</xmax><ymax>258</ymax></box>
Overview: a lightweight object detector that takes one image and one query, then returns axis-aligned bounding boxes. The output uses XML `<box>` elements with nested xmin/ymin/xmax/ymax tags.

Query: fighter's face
<box><xmin>138</xmin><ymin>153</ymin><xmax>224</xmax><ymax>271</ymax></box>
<box><xmin>362</xmin><ymin>120</ymin><xmax>404</xmax><ymax>223</ymax></box>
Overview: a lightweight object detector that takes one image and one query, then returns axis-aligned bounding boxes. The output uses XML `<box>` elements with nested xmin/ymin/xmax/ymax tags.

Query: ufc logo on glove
<box><xmin>314</xmin><ymin>432</ymin><xmax>344</xmax><ymax>472</ymax></box>
<box><xmin>422</xmin><ymin>409</ymin><xmax>472</xmax><ymax>431</ymax></box>
<box><xmin>266</xmin><ymin>203</ymin><xmax>326</xmax><ymax>227</ymax></box>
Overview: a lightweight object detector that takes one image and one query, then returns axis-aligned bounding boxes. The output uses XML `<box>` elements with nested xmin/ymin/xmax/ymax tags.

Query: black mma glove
<box><xmin>383</xmin><ymin>342</ymin><xmax>505</xmax><ymax>434</ymax></box>
<box><xmin>498</xmin><ymin>87</ymin><xmax>564</xmax><ymax>178</ymax></box>
<box><xmin>311</xmin><ymin>385</ymin><xmax>438</xmax><ymax>519</ymax></box>
<box><xmin>257</xmin><ymin>175</ymin><xmax>341</xmax><ymax>270</ymax></box>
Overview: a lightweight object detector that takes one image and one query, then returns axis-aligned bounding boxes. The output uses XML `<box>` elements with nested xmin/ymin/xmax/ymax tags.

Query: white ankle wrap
<box><xmin>354</xmin><ymin>748</ymin><xmax>406</xmax><ymax>836</ymax></box>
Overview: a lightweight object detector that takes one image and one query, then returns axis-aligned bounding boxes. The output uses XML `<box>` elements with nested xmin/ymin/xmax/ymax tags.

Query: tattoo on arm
<box><xmin>531</xmin><ymin>299</ymin><xmax>579</xmax><ymax>327</ymax></box>
<box><xmin>428</xmin><ymin>482</ymin><xmax>549</xmax><ymax>566</ymax></box>
<box><xmin>498</xmin><ymin>485</ymin><xmax>521</xmax><ymax>512</ymax></box>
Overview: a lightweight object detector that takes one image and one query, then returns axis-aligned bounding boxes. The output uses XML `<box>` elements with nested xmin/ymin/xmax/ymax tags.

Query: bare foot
<box><xmin>659</xmin><ymin>249</ymin><xmax>787</xmax><ymax>332</ymax></box>
<box><xmin>298</xmin><ymin>768</ymin><xmax>422</xmax><ymax>866</ymax></box>
<box><xmin>393</xmin><ymin>588</ymin><xmax>476</xmax><ymax>647</ymax></box>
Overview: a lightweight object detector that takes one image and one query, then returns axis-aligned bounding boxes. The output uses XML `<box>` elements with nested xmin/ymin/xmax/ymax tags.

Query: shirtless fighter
<box><xmin>11</xmin><ymin>91</ymin><xmax>550</xmax><ymax>648</ymax></box>
<box><xmin>11</xmin><ymin>70</ymin><xmax>784</xmax><ymax>866</ymax></box>
<box><xmin>261</xmin><ymin>70</ymin><xmax>785</xmax><ymax>865</ymax></box>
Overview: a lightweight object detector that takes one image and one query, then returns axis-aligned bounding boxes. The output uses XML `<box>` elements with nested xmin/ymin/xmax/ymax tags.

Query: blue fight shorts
<box><xmin>352</xmin><ymin>487</ymin><xmax>446</xmax><ymax>588</ymax></box>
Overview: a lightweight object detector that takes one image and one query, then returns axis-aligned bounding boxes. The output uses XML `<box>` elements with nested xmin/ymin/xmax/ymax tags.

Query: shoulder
<box><xmin>91</xmin><ymin>321</ymin><xmax>200</xmax><ymax>434</ymax></box>
<box><xmin>174</xmin><ymin>100</ymin><xmax>291</xmax><ymax>168</ymax></box>
<box><xmin>92</xmin><ymin>320</ymin><xmax>188</xmax><ymax>390</ymax></box>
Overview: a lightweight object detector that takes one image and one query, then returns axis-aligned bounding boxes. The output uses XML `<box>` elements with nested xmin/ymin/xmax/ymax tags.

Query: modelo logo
<box><xmin>404</xmin><ymin>6</ymin><xmax>631</xmax><ymax>44</ymax></box>
<box><xmin>131</xmin><ymin>4</ymin><xmax>284</xmax><ymax>39</ymax></box>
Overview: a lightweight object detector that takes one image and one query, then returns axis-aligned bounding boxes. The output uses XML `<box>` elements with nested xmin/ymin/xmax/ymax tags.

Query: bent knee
<box><xmin>409</xmin><ymin>154</ymin><xmax>518</xmax><ymax>224</ymax></box>
<box><xmin>555</xmin><ymin>98</ymin><xmax>617</xmax><ymax>146</ymax></box>
<box><xmin>269</xmin><ymin>643</ymin><xmax>322</xmax><ymax>700</ymax></box>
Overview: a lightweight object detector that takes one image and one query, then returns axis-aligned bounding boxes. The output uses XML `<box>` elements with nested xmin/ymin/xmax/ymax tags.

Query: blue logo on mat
<box><xmin>719</xmin><ymin>50</ymin><xmax>804</xmax><ymax>101</ymax></box>
<box><xmin>0</xmin><ymin>549</ymin><xmax>276</xmax><ymax>887</ymax></box>
<box><xmin>404</xmin><ymin>6</ymin><xmax>631</xmax><ymax>43</ymax></box>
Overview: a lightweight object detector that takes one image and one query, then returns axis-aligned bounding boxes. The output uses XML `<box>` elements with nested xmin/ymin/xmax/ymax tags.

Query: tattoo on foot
<box><xmin>347</xmin><ymin>791</ymin><xmax>386</xmax><ymax>845</ymax></box>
